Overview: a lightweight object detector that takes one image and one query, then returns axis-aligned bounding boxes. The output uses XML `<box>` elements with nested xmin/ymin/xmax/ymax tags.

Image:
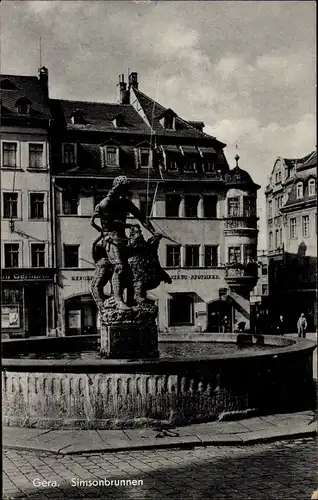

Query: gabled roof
<box><xmin>50</xmin><ymin>99</ymin><xmax>150</xmax><ymax>134</ymax></box>
<box><xmin>0</xmin><ymin>74</ymin><xmax>51</xmax><ymax>117</ymax></box>
<box><xmin>132</xmin><ymin>88</ymin><xmax>226</xmax><ymax>145</ymax></box>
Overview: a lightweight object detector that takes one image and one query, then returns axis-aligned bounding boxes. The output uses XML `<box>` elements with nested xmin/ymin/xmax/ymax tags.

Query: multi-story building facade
<box><xmin>265</xmin><ymin>151</ymin><xmax>317</xmax><ymax>332</ymax></box>
<box><xmin>1</xmin><ymin>69</ymin><xmax>56</xmax><ymax>338</ymax></box>
<box><xmin>50</xmin><ymin>72</ymin><xmax>260</xmax><ymax>335</ymax></box>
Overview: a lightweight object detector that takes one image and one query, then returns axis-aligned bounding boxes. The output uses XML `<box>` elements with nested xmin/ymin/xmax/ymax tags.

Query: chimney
<box><xmin>38</xmin><ymin>66</ymin><xmax>49</xmax><ymax>99</ymax></box>
<box><xmin>118</xmin><ymin>74</ymin><xmax>130</xmax><ymax>104</ymax></box>
<box><xmin>128</xmin><ymin>72</ymin><xmax>138</xmax><ymax>90</ymax></box>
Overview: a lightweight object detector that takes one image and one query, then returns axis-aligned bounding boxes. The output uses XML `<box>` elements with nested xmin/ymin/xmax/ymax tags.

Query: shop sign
<box><xmin>71</xmin><ymin>276</ymin><xmax>93</xmax><ymax>281</ymax></box>
<box><xmin>170</xmin><ymin>274</ymin><xmax>220</xmax><ymax>280</ymax></box>
<box><xmin>2</xmin><ymin>268</ymin><xmax>55</xmax><ymax>282</ymax></box>
<box><xmin>2</xmin><ymin>305</ymin><xmax>20</xmax><ymax>329</ymax></box>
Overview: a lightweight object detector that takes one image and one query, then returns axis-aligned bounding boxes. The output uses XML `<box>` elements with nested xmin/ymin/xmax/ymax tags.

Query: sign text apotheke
<box><xmin>170</xmin><ymin>274</ymin><xmax>220</xmax><ymax>280</ymax></box>
<box><xmin>2</xmin><ymin>268</ymin><xmax>55</xmax><ymax>282</ymax></box>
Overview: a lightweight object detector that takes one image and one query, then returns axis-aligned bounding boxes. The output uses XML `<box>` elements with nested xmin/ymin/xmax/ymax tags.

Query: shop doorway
<box><xmin>207</xmin><ymin>299</ymin><xmax>232</xmax><ymax>333</ymax></box>
<box><xmin>65</xmin><ymin>294</ymin><xmax>99</xmax><ymax>336</ymax></box>
<box><xmin>25</xmin><ymin>284</ymin><xmax>47</xmax><ymax>337</ymax></box>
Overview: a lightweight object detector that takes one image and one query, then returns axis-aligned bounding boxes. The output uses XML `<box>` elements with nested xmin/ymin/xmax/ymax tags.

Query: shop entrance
<box><xmin>207</xmin><ymin>299</ymin><xmax>232</xmax><ymax>333</ymax></box>
<box><xmin>25</xmin><ymin>284</ymin><xmax>47</xmax><ymax>337</ymax></box>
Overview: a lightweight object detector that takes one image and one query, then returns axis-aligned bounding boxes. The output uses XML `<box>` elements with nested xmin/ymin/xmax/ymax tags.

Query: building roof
<box><xmin>225</xmin><ymin>166</ymin><xmax>260</xmax><ymax>189</ymax></box>
<box><xmin>132</xmin><ymin>88</ymin><xmax>226</xmax><ymax>145</ymax></box>
<box><xmin>50</xmin><ymin>99</ymin><xmax>150</xmax><ymax>134</ymax></box>
<box><xmin>281</xmin><ymin>151</ymin><xmax>317</xmax><ymax>210</ymax></box>
<box><xmin>0</xmin><ymin>74</ymin><xmax>51</xmax><ymax>118</ymax></box>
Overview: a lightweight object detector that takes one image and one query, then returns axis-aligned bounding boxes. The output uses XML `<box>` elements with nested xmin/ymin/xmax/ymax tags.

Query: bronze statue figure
<box><xmin>90</xmin><ymin>176</ymin><xmax>161</xmax><ymax>310</ymax></box>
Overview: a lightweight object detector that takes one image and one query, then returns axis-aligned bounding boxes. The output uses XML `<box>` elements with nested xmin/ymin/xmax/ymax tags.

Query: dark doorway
<box><xmin>65</xmin><ymin>295</ymin><xmax>99</xmax><ymax>336</ymax></box>
<box><xmin>25</xmin><ymin>284</ymin><xmax>47</xmax><ymax>336</ymax></box>
<box><xmin>207</xmin><ymin>299</ymin><xmax>232</xmax><ymax>333</ymax></box>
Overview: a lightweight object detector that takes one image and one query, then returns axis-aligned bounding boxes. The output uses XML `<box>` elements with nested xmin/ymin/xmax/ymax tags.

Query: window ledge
<box><xmin>28</xmin><ymin>218</ymin><xmax>48</xmax><ymax>222</ymax></box>
<box><xmin>1</xmin><ymin>167</ymin><xmax>23</xmax><ymax>171</ymax></box>
<box><xmin>26</xmin><ymin>167</ymin><xmax>49</xmax><ymax>172</ymax></box>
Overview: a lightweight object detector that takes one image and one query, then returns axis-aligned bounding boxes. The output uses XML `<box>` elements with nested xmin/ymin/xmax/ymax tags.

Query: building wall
<box><xmin>1</xmin><ymin>128</ymin><xmax>54</xmax><ymax>337</ymax></box>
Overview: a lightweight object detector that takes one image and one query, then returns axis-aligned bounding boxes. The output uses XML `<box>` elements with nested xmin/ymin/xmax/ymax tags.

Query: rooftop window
<box><xmin>0</xmin><ymin>79</ymin><xmax>16</xmax><ymax>90</ymax></box>
<box><xmin>16</xmin><ymin>98</ymin><xmax>31</xmax><ymax>115</ymax></box>
<box><xmin>296</xmin><ymin>182</ymin><xmax>303</xmax><ymax>199</ymax></box>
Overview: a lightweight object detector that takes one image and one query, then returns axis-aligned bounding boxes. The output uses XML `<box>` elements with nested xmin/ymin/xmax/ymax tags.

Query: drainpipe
<box><xmin>48</xmin><ymin>123</ymin><xmax>58</xmax><ymax>336</ymax></box>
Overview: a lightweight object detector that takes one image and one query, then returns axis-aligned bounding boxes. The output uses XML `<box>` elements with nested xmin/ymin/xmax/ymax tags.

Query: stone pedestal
<box><xmin>100</xmin><ymin>301</ymin><xmax>159</xmax><ymax>359</ymax></box>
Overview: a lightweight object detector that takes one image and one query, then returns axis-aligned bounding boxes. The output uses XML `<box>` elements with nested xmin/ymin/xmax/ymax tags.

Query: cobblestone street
<box><xmin>3</xmin><ymin>438</ymin><xmax>317</xmax><ymax>499</ymax></box>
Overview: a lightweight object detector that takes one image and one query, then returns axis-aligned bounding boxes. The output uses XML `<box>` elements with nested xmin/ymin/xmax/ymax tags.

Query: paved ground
<box><xmin>3</xmin><ymin>438</ymin><xmax>317</xmax><ymax>499</ymax></box>
<box><xmin>3</xmin><ymin>410</ymin><xmax>316</xmax><ymax>454</ymax></box>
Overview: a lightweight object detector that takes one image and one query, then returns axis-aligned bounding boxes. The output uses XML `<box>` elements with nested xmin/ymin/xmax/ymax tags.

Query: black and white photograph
<box><xmin>1</xmin><ymin>1</ymin><xmax>317</xmax><ymax>499</ymax></box>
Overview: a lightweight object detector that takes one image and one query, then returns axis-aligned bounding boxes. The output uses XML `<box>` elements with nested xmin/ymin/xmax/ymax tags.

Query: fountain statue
<box><xmin>90</xmin><ymin>176</ymin><xmax>171</xmax><ymax>358</ymax></box>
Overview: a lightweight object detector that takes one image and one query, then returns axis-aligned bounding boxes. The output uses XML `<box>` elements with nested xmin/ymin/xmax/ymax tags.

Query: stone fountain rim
<box><xmin>1</xmin><ymin>334</ymin><xmax>316</xmax><ymax>372</ymax></box>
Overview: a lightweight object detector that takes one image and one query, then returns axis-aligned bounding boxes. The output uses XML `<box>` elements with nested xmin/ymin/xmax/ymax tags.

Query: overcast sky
<box><xmin>0</xmin><ymin>0</ymin><xmax>316</xmax><ymax>248</ymax></box>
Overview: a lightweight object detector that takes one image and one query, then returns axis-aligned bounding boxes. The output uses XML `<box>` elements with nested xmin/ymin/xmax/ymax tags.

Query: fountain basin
<box><xmin>2</xmin><ymin>334</ymin><xmax>316</xmax><ymax>429</ymax></box>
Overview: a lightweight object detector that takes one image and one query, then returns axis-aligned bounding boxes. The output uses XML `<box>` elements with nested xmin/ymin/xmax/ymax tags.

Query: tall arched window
<box><xmin>296</xmin><ymin>182</ymin><xmax>303</xmax><ymax>199</ymax></box>
<box><xmin>308</xmin><ymin>179</ymin><xmax>316</xmax><ymax>197</ymax></box>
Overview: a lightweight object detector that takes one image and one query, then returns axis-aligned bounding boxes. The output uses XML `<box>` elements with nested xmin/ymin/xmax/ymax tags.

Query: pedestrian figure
<box><xmin>297</xmin><ymin>313</ymin><xmax>307</xmax><ymax>339</ymax></box>
<box><xmin>277</xmin><ymin>314</ymin><xmax>284</xmax><ymax>335</ymax></box>
<box><xmin>221</xmin><ymin>315</ymin><xmax>229</xmax><ymax>333</ymax></box>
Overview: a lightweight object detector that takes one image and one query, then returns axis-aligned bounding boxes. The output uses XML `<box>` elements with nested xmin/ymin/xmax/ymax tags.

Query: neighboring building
<box><xmin>50</xmin><ymin>72</ymin><xmax>260</xmax><ymax>335</ymax></box>
<box><xmin>250</xmin><ymin>250</ymin><xmax>269</xmax><ymax>303</ymax></box>
<box><xmin>265</xmin><ymin>151</ymin><xmax>317</xmax><ymax>332</ymax></box>
<box><xmin>1</xmin><ymin>69</ymin><xmax>56</xmax><ymax>338</ymax></box>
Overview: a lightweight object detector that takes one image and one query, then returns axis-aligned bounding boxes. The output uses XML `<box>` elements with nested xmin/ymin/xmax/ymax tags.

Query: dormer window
<box><xmin>205</xmin><ymin>161</ymin><xmax>215</xmax><ymax>173</ymax></box>
<box><xmin>275</xmin><ymin>170</ymin><xmax>282</xmax><ymax>184</ymax></box>
<box><xmin>296</xmin><ymin>182</ymin><xmax>303</xmax><ymax>199</ymax></box>
<box><xmin>308</xmin><ymin>179</ymin><xmax>316</xmax><ymax>197</ymax></box>
<box><xmin>0</xmin><ymin>79</ymin><xmax>16</xmax><ymax>90</ymax></box>
<box><xmin>16</xmin><ymin>98</ymin><xmax>31</xmax><ymax>115</ymax></box>
<box><xmin>139</xmin><ymin>147</ymin><xmax>150</xmax><ymax>168</ymax></box>
<box><xmin>71</xmin><ymin>109</ymin><xmax>85</xmax><ymax>125</ymax></box>
<box><xmin>168</xmin><ymin>159</ymin><xmax>178</xmax><ymax>171</ymax></box>
<box><xmin>62</xmin><ymin>143</ymin><xmax>76</xmax><ymax>165</ymax></box>
<box><xmin>105</xmin><ymin>146</ymin><xmax>118</xmax><ymax>166</ymax></box>
<box><xmin>184</xmin><ymin>160</ymin><xmax>196</xmax><ymax>172</ymax></box>
<box><xmin>159</xmin><ymin>110</ymin><xmax>176</xmax><ymax>130</ymax></box>
<box><xmin>112</xmin><ymin>114</ymin><xmax>127</xmax><ymax>128</ymax></box>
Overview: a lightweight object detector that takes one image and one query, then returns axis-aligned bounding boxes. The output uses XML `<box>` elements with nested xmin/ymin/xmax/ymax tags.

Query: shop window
<box><xmin>228</xmin><ymin>246</ymin><xmax>241</xmax><ymax>264</ymax></box>
<box><xmin>4</xmin><ymin>243</ymin><xmax>19</xmax><ymax>268</ymax></box>
<box><xmin>165</xmin><ymin>194</ymin><xmax>181</xmax><ymax>217</ymax></box>
<box><xmin>228</xmin><ymin>197</ymin><xmax>240</xmax><ymax>217</ymax></box>
<box><xmin>139</xmin><ymin>148</ymin><xmax>150</xmax><ymax>168</ymax></box>
<box><xmin>261</xmin><ymin>264</ymin><xmax>268</xmax><ymax>275</ymax></box>
<box><xmin>244</xmin><ymin>245</ymin><xmax>256</xmax><ymax>263</ymax></box>
<box><xmin>302</xmin><ymin>215</ymin><xmax>310</xmax><ymax>237</ymax></box>
<box><xmin>2</xmin><ymin>142</ymin><xmax>17</xmax><ymax>168</ymax></box>
<box><xmin>29</xmin><ymin>143</ymin><xmax>44</xmax><ymax>169</ymax></box>
<box><xmin>290</xmin><ymin>218</ymin><xmax>297</xmax><ymax>239</ymax></box>
<box><xmin>62</xmin><ymin>192</ymin><xmax>78</xmax><ymax>215</ymax></box>
<box><xmin>205</xmin><ymin>245</ymin><xmax>218</xmax><ymax>267</ymax></box>
<box><xmin>64</xmin><ymin>245</ymin><xmax>79</xmax><ymax>268</ymax></box>
<box><xmin>3</xmin><ymin>192</ymin><xmax>18</xmax><ymax>219</ymax></box>
<box><xmin>262</xmin><ymin>284</ymin><xmax>268</xmax><ymax>295</ymax></box>
<box><xmin>203</xmin><ymin>195</ymin><xmax>217</xmax><ymax>218</ymax></box>
<box><xmin>169</xmin><ymin>293</ymin><xmax>194</xmax><ymax>326</ymax></box>
<box><xmin>62</xmin><ymin>143</ymin><xmax>76</xmax><ymax>165</ymax></box>
<box><xmin>296</xmin><ymin>182</ymin><xmax>303</xmax><ymax>199</ymax></box>
<box><xmin>243</xmin><ymin>197</ymin><xmax>256</xmax><ymax>217</ymax></box>
<box><xmin>308</xmin><ymin>179</ymin><xmax>316</xmax><ymax>197</ymax></box>
<box><xmin>30</xmin><ymin>193</ymin><xmax>45</xmax><ymax>219</ymax></box>
<box><xmin>166</xmin><ymin>245</ymin><xmax>181</xmax><ymax>267</ymax></box>
<box><xmin>185</xmin><ymin>245</ymin><xmax>199</xmax><ymax>267</ymax></box>
<box><xmin>184</xmin><ymin>195</ymin><xmax>199</xmax><ymax>217</ymax></box>
<box><xmin>31</xmin><ymin>244</ymin><xmax>45</xmax><ymax>267</ymax></box>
